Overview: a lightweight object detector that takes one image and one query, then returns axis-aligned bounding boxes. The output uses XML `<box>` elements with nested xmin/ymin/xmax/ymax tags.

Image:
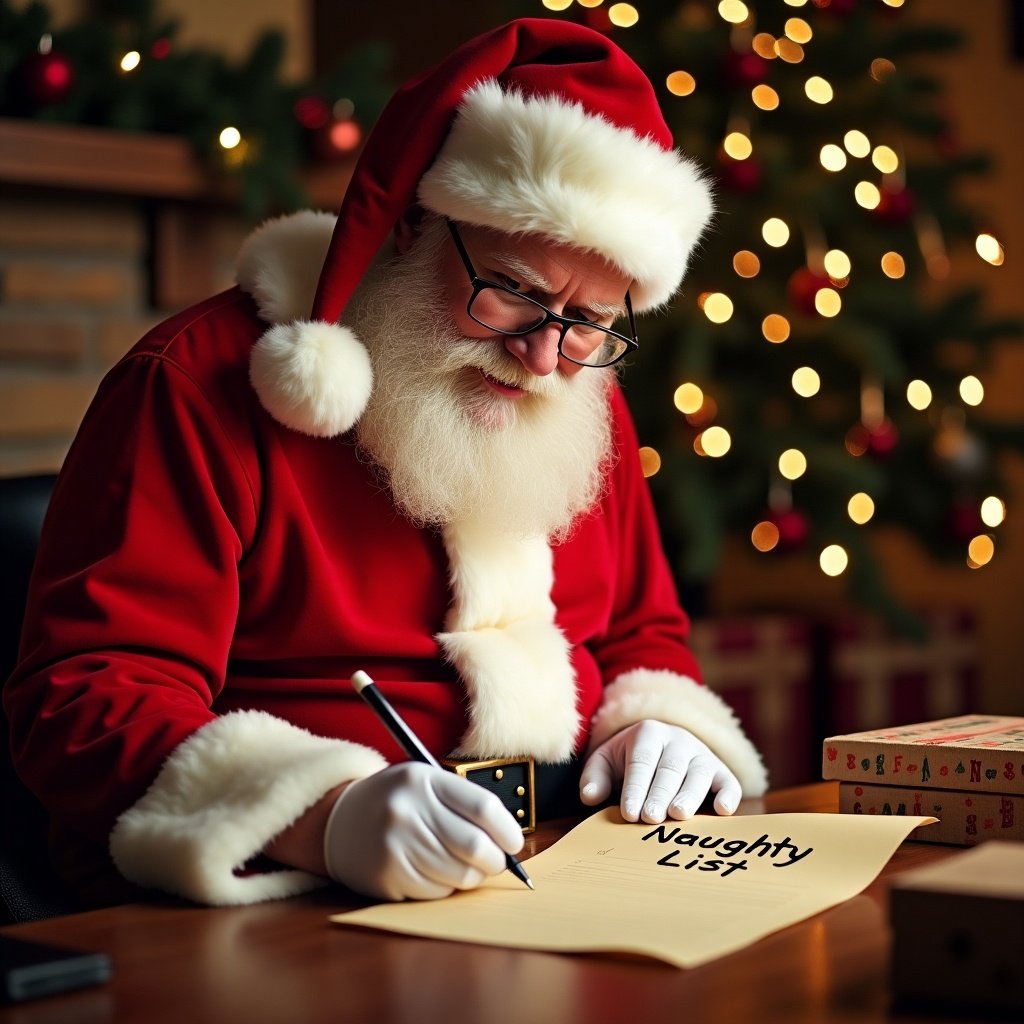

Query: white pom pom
<box><xmin>249</xmin><ymin>321</ymin><xmax>373</xmax><ymax>438</ymax></box>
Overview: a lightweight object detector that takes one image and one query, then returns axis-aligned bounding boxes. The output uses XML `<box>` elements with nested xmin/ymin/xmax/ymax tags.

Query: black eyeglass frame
<box><xmin>444</xmin><ymin>219</ymin><xmax>639</xmax><ymax>368</ymax></box>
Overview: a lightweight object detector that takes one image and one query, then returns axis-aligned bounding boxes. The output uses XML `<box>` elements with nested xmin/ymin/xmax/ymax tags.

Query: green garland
<box><xmin>0</xmin><ymin>0</ymin><xmax>394</xmax><ymax>217</ymax></box>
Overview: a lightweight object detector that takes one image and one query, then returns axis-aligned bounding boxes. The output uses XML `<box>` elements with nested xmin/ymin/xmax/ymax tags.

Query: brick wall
<box><xmin>0</xmin><ymin>188</ymin><xmax>249</xmax><ymax>475</ymax></box>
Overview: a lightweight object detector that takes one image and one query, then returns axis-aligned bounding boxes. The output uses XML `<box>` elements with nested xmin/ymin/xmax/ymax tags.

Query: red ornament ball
<box><xmin>18</xmin><ymin>49</ymin><xmax>75</xmax><ymax>106</ymax></box>
<box><xmin>294</xmin><ymin>94</ymin><xmax>331</xmax><ymax>131</ymax></box>
<box><xmin>717</xmin><ymin>155</ymin><xmax>762</xmax><ymax>194</ymax></box>
<box><xmin>310</xmin><ymin>117</ymin><xmax>363</xmax><ymax>161</ymax></box>
<box><xmin>872</xmin><ymin>187</ymin><xmax>915</xmax><ymax>225</ymax></box>
<box><xmin>584</xmin><ymin>7</ymin><xmax>613</xmax><ymax>33</ymax></box>
<box><xmin>723</xmin><ymin>51</ymin><xmax>769</xmax><ymax>88</ymax></box>
<box><xmin>786</xmin><ymin>268</ymin><xmax>830</xmax><ymax>315</ymax></box>
<box><xmin>945</xmin><ymin>502</ymin><xmax>984</xmax><ymax>544</ymax></box>
<box><xmin>769</xmin><ymin>507</ymin><xmax>810</xmax><ymax>552</ymax></box>
<box><xmin>865</xmin><ymin>418</ymin><xmax>900</xmax><ymax>458</ymax></box>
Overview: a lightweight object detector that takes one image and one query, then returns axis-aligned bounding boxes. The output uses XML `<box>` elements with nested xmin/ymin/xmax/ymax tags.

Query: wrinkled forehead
<box><xmin>460</xmin><ymin>221</ymin><xmax>634</xmax><ymax>299</ymax></box>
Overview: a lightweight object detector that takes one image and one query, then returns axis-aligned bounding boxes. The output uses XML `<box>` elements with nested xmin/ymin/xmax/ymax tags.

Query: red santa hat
<box><xmin>248</xmin><ymin>17</ymin><xmax>714</xmax><ymax>438</ymax></box>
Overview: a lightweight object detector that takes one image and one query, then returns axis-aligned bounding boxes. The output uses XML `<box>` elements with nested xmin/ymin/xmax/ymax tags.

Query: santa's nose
<box><xmin>503</xmin><ymin>324</ymin><xmax>562</xmax><ymax>377</ymax></box>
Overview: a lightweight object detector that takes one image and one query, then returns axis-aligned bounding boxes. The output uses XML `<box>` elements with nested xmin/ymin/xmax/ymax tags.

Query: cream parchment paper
<box><xmin>330</xmin><ymin>808</ymin><xmax>935</xmax><ymax>968</ymax></box>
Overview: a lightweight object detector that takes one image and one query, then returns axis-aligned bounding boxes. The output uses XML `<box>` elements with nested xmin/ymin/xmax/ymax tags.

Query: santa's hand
<box><xmin>323</xmin><ymin>762</ymin><xmax>524</xmax><ymax>901</ymax></box>
<box><xmin>579</xmin><ymin>720</ymin><xmax>741</xmax><ymax>824</ymax></box>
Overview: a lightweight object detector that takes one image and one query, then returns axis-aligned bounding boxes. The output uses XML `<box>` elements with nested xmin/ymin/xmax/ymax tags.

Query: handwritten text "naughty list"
<box><xmin>641</xmin><ymin>825</ymin><xmax>814</xmax><ymax>877</ymax></box>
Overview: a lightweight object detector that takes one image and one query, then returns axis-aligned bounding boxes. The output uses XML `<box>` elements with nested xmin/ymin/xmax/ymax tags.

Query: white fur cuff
<box><xmin>109</xmin><ymin>711</ymin><xmax>387</xmax><ymax>906</ymax></box>
<box><xmin>589</xmin><ymin>670</ymin><xmax>768</xmax><ymax>796</ymax></box>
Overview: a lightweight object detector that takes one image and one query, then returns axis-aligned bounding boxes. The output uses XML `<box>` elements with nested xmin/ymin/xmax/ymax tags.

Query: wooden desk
<box><xmin>0</xmin><ymin>783</ymin><xmax>965</xmax><ymax>1024</ymax></box>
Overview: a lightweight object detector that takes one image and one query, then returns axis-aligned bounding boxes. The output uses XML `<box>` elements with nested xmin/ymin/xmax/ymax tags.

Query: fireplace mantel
<box><xmin>0</xmin><ymin>117</ymin><xmax>353</xmax><ymax>207</ymax></box>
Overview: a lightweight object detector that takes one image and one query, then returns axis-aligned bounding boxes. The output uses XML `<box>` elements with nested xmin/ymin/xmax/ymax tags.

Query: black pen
<box><xmin>350</xmin><ymin>670</ymin><xmax>534</xmax><ymax>891</ymax></box>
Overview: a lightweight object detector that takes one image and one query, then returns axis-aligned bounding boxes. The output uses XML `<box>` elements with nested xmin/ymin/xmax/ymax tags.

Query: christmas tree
<box><xmin>517</xmin><ymin>0</ymin><xmax>1023</xmax><ymax>633</ymax></box>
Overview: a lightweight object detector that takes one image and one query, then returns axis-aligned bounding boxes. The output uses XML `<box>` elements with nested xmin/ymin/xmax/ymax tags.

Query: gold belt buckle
<box><xmin>443</xmin><ymin>755</ymin><xmax>536</xmax><ymax>834</ymax></box>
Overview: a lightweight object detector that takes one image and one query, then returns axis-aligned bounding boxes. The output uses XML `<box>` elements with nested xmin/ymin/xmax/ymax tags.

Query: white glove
<box><xmin>323</xmin><ymin>762</ymin><xmax>525</xmax><ymax>901</ymax></box>
<box><xmin>580</xmin><ymin>720</ymin><xmax>741</xmax><ymax>824</ymax></box>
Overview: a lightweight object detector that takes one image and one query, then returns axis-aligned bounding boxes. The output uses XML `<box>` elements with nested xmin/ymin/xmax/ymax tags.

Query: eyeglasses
<box><xmin>445</xmin><ymin>220</ymin><xmax>638</xmax><ymax>368</ymax></box>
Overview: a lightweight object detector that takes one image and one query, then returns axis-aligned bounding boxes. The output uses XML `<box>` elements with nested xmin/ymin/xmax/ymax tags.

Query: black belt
<box><xmin>443</xmin><ymin>756</ymin><xmax>582</xmax><ymax>833</ymax></box>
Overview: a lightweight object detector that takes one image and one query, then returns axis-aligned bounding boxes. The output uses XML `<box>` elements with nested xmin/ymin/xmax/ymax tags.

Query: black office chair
<box><xmin>0</xmin><ymin>472</ymin><xmax>84</xmax><ymax>924</ymax></box>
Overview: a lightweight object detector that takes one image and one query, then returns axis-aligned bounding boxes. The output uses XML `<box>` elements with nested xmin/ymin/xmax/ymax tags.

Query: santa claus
<box><xmin>5</xmin><ymin>18</ymin><xmax>766</xmax><ymax>906</ymax></box>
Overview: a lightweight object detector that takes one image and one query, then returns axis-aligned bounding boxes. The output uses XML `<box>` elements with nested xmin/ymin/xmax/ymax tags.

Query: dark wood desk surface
<box><xmin>1</xmin><ymin>783</ymin><xmax>969</xmax><ymax>1024</ymax></box>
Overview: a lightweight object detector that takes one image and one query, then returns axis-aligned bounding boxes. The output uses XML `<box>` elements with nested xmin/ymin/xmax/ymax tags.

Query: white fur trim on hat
<box><xmin>109</xmin><ymin>710</ymin><xmax>387</xmax><ymax>906</ymax></box>
<box><xmin>418</xmin><ymin>80</ymin><xmax>714</xmax><ymax>312</ymax></box>
<box><xmin>249</xmin><ymin>320</ymin><xmax>373</xmax><ymax>438</ymax></box>
<box><xmin>237</xmin><ymin>210</ymin><xmax>337</xmax><ymax>324</ymax></box>
<box><xmin>437</xmin><ymin>520</ymin><xmax>580</xmax><ymax>761</ymax></box>
<box><xmin>588</xmin><ymin>670</ymin><xmax>768</xmax><ymax>797</ymax></box>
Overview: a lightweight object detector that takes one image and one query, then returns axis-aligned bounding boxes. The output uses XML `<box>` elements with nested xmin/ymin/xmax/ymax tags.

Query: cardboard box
<box><xmin>823</xmin><ymin>714</ymin><xmax>1024</xmax><ymax>795</ymax></box>
<box><xmin>839</xmin><ymin>781</ymin><xmax>1024</xmax><ymax>846</ymax></box>
<box><xmin>890</xmin><ymin>841</ymin><xmax>1024</xmax><ymax>1015</ymax></box>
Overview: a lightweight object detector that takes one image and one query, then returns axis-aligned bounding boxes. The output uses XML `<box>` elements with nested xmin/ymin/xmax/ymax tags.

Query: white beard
<box><xmin>344</xmin><ymin>218</ymin><xmax>616</xmax><ymax>540</ymax></box>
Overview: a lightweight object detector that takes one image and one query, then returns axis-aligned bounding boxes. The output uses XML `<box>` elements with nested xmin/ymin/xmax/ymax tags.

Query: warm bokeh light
<box><xmin>752</xmin><ymin>34</ymin><xmax>778</xmax><ymax>59</ymax></box>
<box><xmin>967</xmin><ymin>534</ymin><xmax>994</xmax><ymax>568</ymax></box>
<box><xmin>775</xmin><ymin>38</ymin><xmax>804</xmax><ymax>63</ymax></box>
<box><xmin>703</xmin><ymin>292</ymin><xmax>734</xmax><ymax>323</ymax></box>
<box><xmin>906</xmin><ymin>379</ymin><xmax>932</xmax><ymax>410</ymax></box>
<box><xmin>870</xmin><ymin>58</ymin><xmax>896</xmax><ymax>82</ymax></box>
<box><xmin>723</xmin><ymin>132</ymin><xmax>753</xmax><ymax>160</ymax></box>
<box><xmin>845</xmin><ymin>425</ymin><xmax>869</xmax><ymax>457</ymax></box>
<box><xmin>120</xmin><ymin>50</ymin><xmax>141</xmax><ymax>72</ymax></box>
<box><xmin>577</xmin><ymin>0</ymin><xmax>604</xmax><ymax>6</ymax></box>
<box><xmin>541</xmin><ymin>0</ymin><xmax>573</xmax><ymax>9</ymax></box>
<box><xmin>666</xmin><ymin>70</ymin><xmax>697</xmax><ymax>96</ymax></box>
<box><xmin>820</xmin><ymin>544</ymin><xmax>849</xmax><ymax>576</ymax></box>
<box><xmin>638</xmin><ymin>446</ymin><xmax>661</xmax><ymax>477</ymax></box>
<box><xmin>844</xmin><ymin>130</ymin><xmax>871</xmax><ymax>157</ymax></box>
<box><xmin>805</xmin><ymin>77</ymin><xmax>833</xmax><ymax>104</ymax></box>
<box><xmin>980</xmin><ymin>496</ymin><xmax>1006</xmax><ymax>528</ymax></box>
<box><xmin>762</xmin><ymin>217</ymin><xmax>790</xmax><ymax>247</ymax></box>
<box><xmin>608</xmin><ymin>3</ymin><xmax>639</xmax><ymax>27</ymax></box>
<box><xmin>778</xmin><ymin>448</ymin><xmax>807</xmax><ymax>480</ymax></box>
<box><xmin>792</xmin><ymin>366</ymin><xmax>820</xmax><ymax>397</ymax></box>
<box><xmin>824</xmin><ymin>249</ymin><xmax>851</xmax><ymax>279</ymax></box>
<box><xmin>872</xmin><ymin>144</ymin><xmax>899</xmax><ymax>174</ymax></box>
<box><xmin>752</xmin><ymin>84</ymin><xmax>780</xmax><ymax>110</ymax></box>
<box><xmin>848</xmin><ymin>493</ymin><xmax>875</xmax><ymax>525</ymax></box>
<box><xmin>218</xmin><ymin>126</ymin><xmax>242</xmax><ymax>149</ymax></box>
<box><xmin>762</xmin><ymin>313</ymin><xmax>791</xmax><ymax>343</ymax></box>
<box><xmin>881</xmin><ymin>251</ymin><xmax>905</xmax><ymax>278</ymax></box>
<box><xmin>820</xmin><ymin>144</ymin><xmax>847</xmax><ymax>172</ymax></box>
<box><xmin>959</xmin><ymin>375</ymin><xmax>984</xmax><ymax>406</ymax></box>
<box><xmin>733</xmin><ymin>250</ymin><xmax>761</xmax><ymax>277</ymax></box>
<box><xmin>855</xmin><ymin>181</ymin><xmax>881</xmax><ymax>209</ymax></box>
<box><xmin>686</xmin><ymin>394</ymin><xmax>718</xmax><ymax>428</ymax></box>
<box><xmin>976</xmin><ymin>233</ymin><xmax>1005</xmax><ymax>266</ymax></box>
<box><xmin>699</xmin><ymin>425</ymin><xmax>732</xmax><ymax>457</ymax></box>
<box><xmin>673</xmin><ymin>382</ymin><xmax>704</xmax><ymax>415</ymax></box>
<box><xmin>784</xmin><ymin>18</ymin><xmax>812</xmax><ymax>43</ymax></box>
<box><xmin>717</xmin><ymin>0</ymin><xmax>749</xmax><ymax>25</ymax></box>
<box><xmin>751</xmin><ymin>520</ymin><xmax>780</xmax><ymax>552</ymax></box>
<box><xmin>814</xmin><ymin>288</ymin><xmax>842</xmax><ymax>317</ymax></box>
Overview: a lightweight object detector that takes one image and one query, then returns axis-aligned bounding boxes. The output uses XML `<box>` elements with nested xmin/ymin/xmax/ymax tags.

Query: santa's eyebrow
<box><xmin>488</xmin><ymin>251</ymin><xmax>554</xmax><ymax>292</ymax></box>
<box><xmin>583</xmin><ymin>299</ymin><xmax>628</xmax><ymax>319</ymax></box>
<box><xmin>488</xmin><ymin>251</ymin><xmax>626</xmax><ymax>319</ymax></box>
